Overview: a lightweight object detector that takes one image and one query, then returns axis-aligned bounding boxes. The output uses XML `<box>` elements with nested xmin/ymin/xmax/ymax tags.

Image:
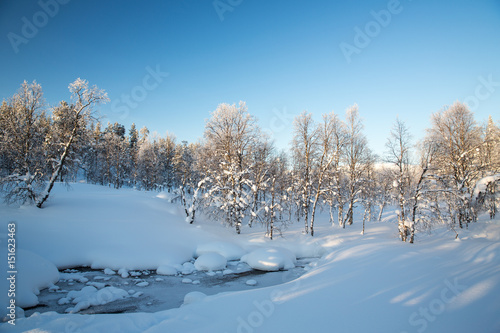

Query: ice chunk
<box><xmin>86</xmin><ymin>281</ymin><xmax>106</xmax><ymax>289</ymax></box>
<box><xmin>246</xmin><ymin>279</ymin><xmax>257</xmax><ymax>286</ymax></box>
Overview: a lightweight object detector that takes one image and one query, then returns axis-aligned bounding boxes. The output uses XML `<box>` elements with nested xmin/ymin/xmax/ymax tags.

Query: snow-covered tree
<box><xmin>309</xmin><ymin>112</ymin><xmax>343</xmax><ymax>236</ymax></box>
<box><xmin>127</xmin><ymin>123</ymin><xmax>139</xmax><ymax>187</ymax></box>
<box><xmin>425</xmin><ymin>102</ymin><xmax>483</xmax><ymax>228</ymax></box>
<box><xmin>0</xmin><ymin>81</ymin><xmax>48</xmax><ymax>204</ymax></box>
<box><xmin>203</xmin><ymin>102</ymin><xmax>260</xmax><ymax>234</ymax></box>
<box><xmin>373</xmin><ymin>166</ymin><xmax>393</xmax><ymax>222</ymax></box>
<box><xmin>102</xmin><ymin>123</ymin><xmax>128</xmax><ymax>189</ymax></box>
<box><xmin>174</xmin><ymin>141</ymin><xmax>203</xmax><ymax>224</ymax></box>
<box><xmin>291</xmin><ymin>111</ymin><xmax>318</xmax><ymax>234</ymax></box>
<box><xmin>36</xmin><ymin>78</ymin><xmax>108</xmax><ymax>208</ymax></box>
<box><xmin>322</xmin><ymin>115</ymin><xmax>347</xmax><ymax>226</ymax></box>
<box><xmin>82</xmin><ymin>121</ymin><xmax>103</xmax><ymax>185</ymax></box>
<box><xmin>342</xmin><ymin>104</ymin><xmax>373</xmax><ymax>227</ymax></box>
<box><xmin>248</xmin><ymin>138</ymin><xmax>273</xmax><ymax>228</ymax></box>
<box><xmin>360</xmin><ymin>160</ymin><xmax>376</xmax><ymax>235</ymax></box>
<box><xmin>385</xmin><ymin>118</ymin><xmax>413</xmax><ymax>241</ymax></box>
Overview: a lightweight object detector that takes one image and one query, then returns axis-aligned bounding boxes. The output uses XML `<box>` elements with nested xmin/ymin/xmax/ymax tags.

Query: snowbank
<box><xmin>195</xmin><ymin>241</ymin><xmax>246</xmax><ymax>260</ymax></box>
<box><xmin>240</xmin><ymin>247</ymin><xmax>296</xmax><ymax>271</ymax></box>
<box><xmin>1</xmin><ymin>183</ymin><xmax>219</xmax><ymax>272</ymax></box>
<box><xmin>3</xmin><ymin>249</ymin><xmax>59</xmax><ymax>310</ymax></box>
<box><xmin>3</xmin><ymin>183</ymin><xmax>500</xmax><ymax>332</ymax></box>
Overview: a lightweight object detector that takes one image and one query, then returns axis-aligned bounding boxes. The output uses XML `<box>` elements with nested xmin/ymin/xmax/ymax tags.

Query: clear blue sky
<box><xmin>1</xmin><ymin>0</ymin><xmax>499</xmax><ymax>156</ymax></box>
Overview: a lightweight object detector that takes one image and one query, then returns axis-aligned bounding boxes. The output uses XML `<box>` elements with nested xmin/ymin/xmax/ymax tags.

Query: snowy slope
<box><xmin>1</xmin><ymin>183</ymin><xmax>500</xmax><ymax>332</ymax></box>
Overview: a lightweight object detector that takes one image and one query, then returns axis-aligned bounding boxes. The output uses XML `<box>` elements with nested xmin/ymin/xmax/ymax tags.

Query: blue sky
<box><xmin>1</xmin><ymin>0</ymin><xmax>499</xmax><ymax>156</ymax></box>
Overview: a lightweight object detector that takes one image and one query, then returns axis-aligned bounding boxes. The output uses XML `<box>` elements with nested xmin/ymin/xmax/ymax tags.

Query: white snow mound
<box><xmin>183</xmin><ymin>291</ymin><xmax>207</xmax><ymax>306</ymax></box>
<box><xmin>65</xmin><ymin>286</ymin><xmax>129</xmax><ymax>313</ymax></box>
<box><xmin>240</xmin><ymin>247</ymin><xmax>296</xmax><ymax>271</ymax></box>
<box><xmin>196</xmin><ymin>241</ymin><xmax>246</xmax><ymax>261</ymax></box>
<box><xmin>156</xmin><ymin>265</ymin><xmax>178</xmax><ymax>276</ymax></box>
<box><xmin>194</xmin><ymin>252</ymin><xmax>227</xmax><ymax>271</ymax></box>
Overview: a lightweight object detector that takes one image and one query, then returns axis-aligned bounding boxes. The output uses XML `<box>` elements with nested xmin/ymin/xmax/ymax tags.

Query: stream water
<box><xmin>25</xmin><ymin>258</ymin><xmax>315</xmax><ymax>316</ymax></box>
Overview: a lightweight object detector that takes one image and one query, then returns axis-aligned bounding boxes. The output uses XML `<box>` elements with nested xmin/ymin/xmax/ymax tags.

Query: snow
<box><xmin>473</xmin><ymin>174</ymin><xmax>500</xmax><ymax>199</ymax></box>
<box><xmin>240</xmin><ymin>247</ymin><xmax>296</xmax><ymax>271</ymax></box>
<box><xmin>2</xmin><ymin>249</ymin><xmax>59</xmax><ymax>309</ymax></box>
<box><xmin>156</xmin><ymin>265</ymin><xmax>178</xmax><ymax>276</ymax></box>
<box><xmin>181</xmin><ymin>262</ymin><xmax>195</xmax><ymax>275</ymax></box>
<box><xmin>182</xmin><ymin>291</ymin><xmax>207</xmax><ymax>306</ymax></box>
<box><xmin>2</xmin><ymin>183</ymin><xmax>500</xmax><ymax>332</ymax></box>
<box><xmin>195</xmin><ymin>241</ymin><xmax>246</xmax><ymax>260</ymax></box>
<box><xmin>59</xmin><ymin>272</ymin><xmax>88</xmax><ymax>283</ymax></box>
<box><xmin>64</xmin><ymin>286</ymin><xmax>129</xmax><ymax>313</ymax></box>
<box><xmin>118</xmin><ymin>268</ymin><xmax>129</xmax><ymax>278</ymax></box>
<box><xmin>245</xmin><ymin>279</ymin><xmax>257</xmax><ymax>286</ymax></box>
<box><xmin>194</xmin><ymin>252</ymin><xmax>227</xmax><ymax>271</ymax></box>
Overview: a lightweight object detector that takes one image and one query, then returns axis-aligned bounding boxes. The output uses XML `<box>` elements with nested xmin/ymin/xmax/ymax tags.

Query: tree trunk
<box><xmin>329</xmin><ymin>204</ymin><xmax>335</xmax><ymax>225</ymax></box>
<box><xmin>36</xmin><ymin>128</ymin><xmax>77</xmax><ymax>208</ymax></box>
<box><xmin>378</xmin><ymin>203</ymin><xmax>385</xmax><ymax>221</ymax></box>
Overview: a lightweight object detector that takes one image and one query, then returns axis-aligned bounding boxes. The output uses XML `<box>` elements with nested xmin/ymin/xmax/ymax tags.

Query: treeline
<box><xmin>1</xmin><ymin>80</ymin><xmax>499</xmax><ymax>241</ymax></box>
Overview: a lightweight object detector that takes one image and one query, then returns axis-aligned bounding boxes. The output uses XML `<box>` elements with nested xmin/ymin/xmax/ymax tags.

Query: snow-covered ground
<box><xmin>1</xmin><ymin>183</ymin><xmax>499</xmax><ymax>332</ymax></box>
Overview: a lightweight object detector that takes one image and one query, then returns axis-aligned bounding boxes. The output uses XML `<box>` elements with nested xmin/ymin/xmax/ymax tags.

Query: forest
<box><xmin>1</xmin><ymin>79</ymin><xmax>499</xmax><ymax>242</ymax></box>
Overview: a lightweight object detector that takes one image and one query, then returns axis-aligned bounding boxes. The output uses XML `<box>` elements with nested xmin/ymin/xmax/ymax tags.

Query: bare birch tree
<box><xmin>343</xmin><ymin>104</ymin><xmax>372</xmax><ymax>227</ymax></box>
<box><xmin>385</xmin><ymin>118</ymin><xmax>413</xmax><ymax>241</ymax></box>
<box><xmin>36</xmin><ymin>78</ymin><xmax>108</xmax><ymax>208</ymax></box>
<box><xmin>291</xmin><ymin>111</ymin><xmax>318</xmax><ymax>234</ymax></box>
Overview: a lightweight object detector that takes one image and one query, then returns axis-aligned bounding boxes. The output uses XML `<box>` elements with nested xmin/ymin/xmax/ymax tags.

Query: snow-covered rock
<box><xmin>181</xmin><ymin>262</ymin><xmax>195</xmax><ymax>275</ymax></box>
<box><xmin>240</xmin><ymin>247</ymin><xmax>296</xmax><ymax>271</ymax></box>
<box><xmin>156</xmin><ymin>265</ymin><xmax>178</xmax><ymax>276</ymax></box>
<box><xmin>118</xmin><ymin>268</ymin><xmax>129</xmax><ymax>278</ymax></box>
<box><xmin>65</xmin><ymin>286</ymin><xmax>129</xmax><ymax>313</ymax></box>
<box><xmin>194</xmin><ymin>252</ymin><xmax>227</xmax><ymax>271</ymax></box>
<box><xmin>59</xmin><ymin>273</ymin><xmax>88</xmax><ymax>283</ymax></box>
<box><xmin>196</xmin><ymin>241</ymin><xmax>246</xmax><ymax>261</ymax></box>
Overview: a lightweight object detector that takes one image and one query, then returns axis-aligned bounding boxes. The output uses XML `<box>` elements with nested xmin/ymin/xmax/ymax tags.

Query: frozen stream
<box><xmin>25</xmin><ymin>258</ymin><xmax>315</xmax><ymax>316</ymax></box>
